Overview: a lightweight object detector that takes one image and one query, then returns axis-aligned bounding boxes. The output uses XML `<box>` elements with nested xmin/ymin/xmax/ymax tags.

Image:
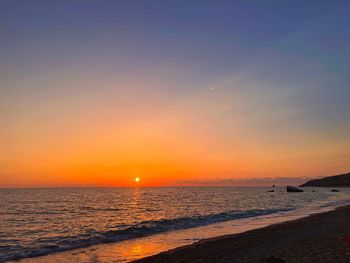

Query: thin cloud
<box><xmin>176</xmin><ymin>177</ymin><xmax>315</xmax><ymax>186</ymax></box>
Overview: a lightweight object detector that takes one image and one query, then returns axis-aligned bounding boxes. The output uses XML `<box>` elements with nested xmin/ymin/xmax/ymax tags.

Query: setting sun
<box><xmin>135</xmin><ymin>177</ymin><xmax>140</xmax><ymax>183</ymax></box>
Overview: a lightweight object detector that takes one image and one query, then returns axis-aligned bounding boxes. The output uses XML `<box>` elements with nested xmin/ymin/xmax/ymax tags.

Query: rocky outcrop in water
<box><xmin>286</xmin><ymin>186</ymin><xmax>303</xmax><ymax>192</ymax></box>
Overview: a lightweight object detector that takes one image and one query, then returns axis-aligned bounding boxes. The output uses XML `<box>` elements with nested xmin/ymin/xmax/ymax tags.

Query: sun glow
<box><xmin>135</xmin><ymin>177</ymin><xmax>140</xmax><ymax>183</ymax></box>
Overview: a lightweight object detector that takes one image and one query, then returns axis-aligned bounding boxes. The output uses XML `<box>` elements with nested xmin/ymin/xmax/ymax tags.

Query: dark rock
<box><xmin>268</xmin><ymin>190</ymin><xmax>275</xmax><ymax>192</ymax></box>
<box><xmin>286</xmin><ymin>186</ymin><xmax>303</xmax><ymax>192</ymax></box>
<box><xmin>331</xmin><ymin>189</ymin><xmax>339</xmax><ymax>192</ymax></box>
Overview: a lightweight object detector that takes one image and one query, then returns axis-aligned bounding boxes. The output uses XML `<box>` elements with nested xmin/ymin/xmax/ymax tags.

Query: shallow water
<box><xmin>1</xmin><ymin>187</ymin><xmax>349</xmax><ymax>262</ymax></box>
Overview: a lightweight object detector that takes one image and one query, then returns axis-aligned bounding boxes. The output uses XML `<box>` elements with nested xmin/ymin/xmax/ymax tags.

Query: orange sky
<box><xmin>2</xmin><ymin>76</ymin><xmax>349</xmax><ymax>187</ymax></box>
<box><xmin>1</xmin><ymin>2</ymin><xmax>350</xmax><ymax>187</ymax></box>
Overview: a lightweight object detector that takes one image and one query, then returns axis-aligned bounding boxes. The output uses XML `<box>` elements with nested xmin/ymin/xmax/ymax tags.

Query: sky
<box><xmin>1</xmin><ymin>0</ymin><xmax>350</xmax><ymax>187</ymax></box>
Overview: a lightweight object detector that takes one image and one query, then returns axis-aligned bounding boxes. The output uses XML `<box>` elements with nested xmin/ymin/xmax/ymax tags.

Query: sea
<box><xmin>1</xmin><ymin>187</ymin><xmax>349</xmax><ymax>262</ymax></box>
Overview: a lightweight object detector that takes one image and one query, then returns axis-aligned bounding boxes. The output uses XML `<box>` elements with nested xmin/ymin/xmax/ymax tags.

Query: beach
<box><xmin>134</xmin><ymin>205</ymin><xmax>350</xmax><ymax>263</ymax></box>
<box><xmin>3</xmin><ymin>188</ymin><xmax>350</xmax><ymax>263</ymax></box>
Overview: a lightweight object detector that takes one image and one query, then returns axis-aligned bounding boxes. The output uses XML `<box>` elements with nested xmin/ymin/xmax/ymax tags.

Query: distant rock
<box><xmin>331</xmin><ymin>189</ymin><xmax>339</xmax><ymax>192</ymax></box>
<box><xmin>300</xmin><ymin>172</ymin><xmax>350</xmax><ymax>187</ymax></box>
<box><xmin>286</xmin><ymin>186</ymin><xmax>303</xmax><ymax>192</ymax></box>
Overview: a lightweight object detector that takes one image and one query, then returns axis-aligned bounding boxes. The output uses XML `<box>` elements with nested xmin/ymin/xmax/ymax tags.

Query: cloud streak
<box><xmin>176</xmin><ymin>177</ymin><xmax>315</xmax><ymax>187</ymax></box>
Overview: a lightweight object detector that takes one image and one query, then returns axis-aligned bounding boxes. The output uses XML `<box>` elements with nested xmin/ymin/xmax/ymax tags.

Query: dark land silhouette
<box><xmin>301</xmin><ymin>172</ymin><xmax>350</xmax><ymax>187</ymax></box>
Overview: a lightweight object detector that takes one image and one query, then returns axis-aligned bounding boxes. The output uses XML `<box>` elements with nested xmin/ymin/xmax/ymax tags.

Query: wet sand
<box><xmin>133</xmin><ymin>205</ymin><xmax>350</xmax><ymax>263</ymax></box>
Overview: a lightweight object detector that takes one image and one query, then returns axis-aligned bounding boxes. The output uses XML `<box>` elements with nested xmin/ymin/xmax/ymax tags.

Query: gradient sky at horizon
<box><xmin>1</xmin><ymin>0</ymin><xmax>350</xmax><ymax>187</ymax></box>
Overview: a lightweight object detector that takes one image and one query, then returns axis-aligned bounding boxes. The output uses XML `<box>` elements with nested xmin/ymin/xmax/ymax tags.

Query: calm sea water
<box><xmin>0</xmin><ymin>187</ymin><xmax>349</xmax><ymax>262</ymax></box>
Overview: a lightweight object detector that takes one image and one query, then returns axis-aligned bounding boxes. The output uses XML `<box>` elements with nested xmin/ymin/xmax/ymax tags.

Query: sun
<box><xmin>135</xmin><ymin>177</ymin><xmax>140</xmax><ymax>183</ymax></box>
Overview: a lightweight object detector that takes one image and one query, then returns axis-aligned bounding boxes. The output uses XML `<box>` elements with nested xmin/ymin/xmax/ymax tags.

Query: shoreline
<box><xmin>11</xmin><ymin>200</ymin><xmax>350</xmax><ymax>263</ymax></box>
<box><xmin>133</xmin><ymin>205</ymin><xmax>350</xmax><ymax>263</ymax></box>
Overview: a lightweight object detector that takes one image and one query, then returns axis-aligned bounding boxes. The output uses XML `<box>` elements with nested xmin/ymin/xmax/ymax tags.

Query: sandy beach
<box><xmin>134</xmin><ymin>205</ymin><xmax>350</xmax><ymax>263</ymax></box>
<box><xmin>8</xmin><ymin>188</ymin><xmax>349</xmax><ymax>263</ymax></box>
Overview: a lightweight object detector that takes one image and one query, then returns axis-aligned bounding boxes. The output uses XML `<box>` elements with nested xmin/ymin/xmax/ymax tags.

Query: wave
<box><xmin>322</xmin><ymin>199</ymin><xmax>350</xmax><ymax>207</ymax></box>
<box><xmin>0</xmin><ymin>207</ymin><xmax>293</xmax><ymax>262</ymax></box>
